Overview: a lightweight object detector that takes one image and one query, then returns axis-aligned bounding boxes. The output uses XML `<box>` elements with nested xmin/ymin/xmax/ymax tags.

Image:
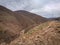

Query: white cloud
<box><xmin>0</xmin><ymin>0</ymin><xmax>60</xmax><ymax>18</ymax></box>
<box><xmin>30</xmin><ymin>2</ymin><xmax>60</xmax><ymax>18</ymax></box>
<box><xmin>41</xmin><ymin>3</ymin><xmax>60</xmax><ymax>12</ymax></box>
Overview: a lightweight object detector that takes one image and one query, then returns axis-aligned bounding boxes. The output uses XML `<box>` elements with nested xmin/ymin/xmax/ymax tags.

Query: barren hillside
<box><xmin>15</xmin><ymin>10</ymin><xmax>47</xmax><ymax>24</ymax></box>
<box><xmin>0</xmin><ymin>5</ymin><xmax>60</xmax><ymax>45</ymax></box>
<box><xmin>0</xmin><ymin>5</ymin><xmax>47</xmax><ymax>45</ymax></box>
<box><xmin>0</xmin><ymin>5</ymin><xmax>21</xmax><ymax>44</ymax></box>
<box><xmin>11</xmin><ymin>21</ymin><xmax>60</xmax><ymax>45</ymax></box>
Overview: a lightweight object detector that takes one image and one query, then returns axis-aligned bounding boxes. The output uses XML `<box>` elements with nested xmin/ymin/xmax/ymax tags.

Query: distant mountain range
<box><xmin>0</xmin><ymin>5</ymin><xmax>60</xmax><ymax>45</ymax></box>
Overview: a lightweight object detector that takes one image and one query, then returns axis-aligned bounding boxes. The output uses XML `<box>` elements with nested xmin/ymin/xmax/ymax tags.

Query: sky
<box><xmin>0</xmin><ymin>0</ymin><xmax>60</xmax><ymax>18</ymax></box>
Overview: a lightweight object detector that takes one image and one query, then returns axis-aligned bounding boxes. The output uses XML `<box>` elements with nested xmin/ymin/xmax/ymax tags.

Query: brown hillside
<box><xmin>15</xmin><ymin>10</ymin><xmax>47</xmax><ymax>24</ymax></box>
<box><xmin>0</xmin><ymin>5</ymin><xmax>60</xmax><ymax>45</ymax></box>
<box><xmin>0</xmin><ymin>5</ymin><xmax>21</xmax><ymax>44</ymax></box>
<box><xmin>0</xmin><ymin>5</ymin><xmax>47</xmax><ymax>44</ymax></box>
<box><xmin>11</xmin><ymin>21</ymin><xmax>60</xmax><ymax>45</ymax></box>
<box><xmin>15</xmin><ymin>10</ymin><xmax>47</xmax><ymax>32</ymax></box>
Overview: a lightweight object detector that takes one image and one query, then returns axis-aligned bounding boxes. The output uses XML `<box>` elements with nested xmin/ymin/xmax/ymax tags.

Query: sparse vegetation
<box><xmin>26</xmin><ymin>21</ymin><xmax>49</xmax><ymax>35</ymax></box>
<box><xmin>0</xmin><ymin>5</ymin><xmax>60</xmax><ymax>45</ymax></box>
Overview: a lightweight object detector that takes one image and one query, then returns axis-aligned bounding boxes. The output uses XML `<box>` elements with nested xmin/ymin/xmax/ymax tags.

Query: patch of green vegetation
<box><xmin>26</xmin><ymin>29</ymin><xmax>35</xmax><ymax>35</ymax></box>
<box><xmin>38</xmin><ymin>22</ymin><xmax>49</xmax><ymax>30</ymax></box>
<box><xmin>26</xmin><ymin>21</ymin><xmax>50</xmax><ymax>35</ymax></box>
<box><xmin>15</xmin><ymin>43</ymin><xmax>20</xmax><ymax>45</ymax></box>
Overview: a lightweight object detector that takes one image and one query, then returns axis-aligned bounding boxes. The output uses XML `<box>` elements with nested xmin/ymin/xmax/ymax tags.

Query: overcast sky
<box><xmin>0</xmin><ymin>0</ymin><xmax>60</xmax><ymax>18</ymax></box>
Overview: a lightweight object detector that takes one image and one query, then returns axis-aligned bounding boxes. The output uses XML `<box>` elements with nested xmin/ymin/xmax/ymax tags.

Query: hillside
<box><xmin>15</xmin><ymin>10</ymin><xmax>47</xmax><ymax>24</ymax></box>
<box><xmin>0</xmin><ymin>5</ymin><xmax>21</xmax><ymax>44</ymax></box>
<box><xmin>51</xmin><ymin>17</ymin><xmax>60</xmax><ymax>21</ymax></box>
<box><xmin>15</xmin><ymin>10</ymin><xmax>47</xmax><ymax>32</ymax></box>
<box><xmin>0</xmin><ymin>5</ymin><xmax>60</xmax><ymax>45</ymax></box>
<box><xmin>0</xmin><ymin>5</ymin><xmax>47</xmax><ymax>45</ymax></box>
<box><xmin>10</xmin><ymin>21</ymin><xmax>60</xmax><ymax>45</ymax></box>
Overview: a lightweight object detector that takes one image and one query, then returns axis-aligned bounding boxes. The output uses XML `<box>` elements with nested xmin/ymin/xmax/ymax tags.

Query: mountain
<box><xmin>0</xmin><ymin>5</ymin><xmax>47</xmax><ymax>44</ymax></box>
<box><xmin>15</xmin><ymin>10</ymin><xmax>47</xmax><ymax>32</ymax></box>
<box><xmin>15</xmin><ymin>10</ymin><xmax>47</xmax><ymax>24</ymax></box>
<box><xmin>52</xmin><ymin>17</ymin><xmax>60</xmax><ymax>21</ymax></box>
<box><xmin>1</xmin><ymin>5</ymin><xmax>60</xmax><ymax>45</ymax></box>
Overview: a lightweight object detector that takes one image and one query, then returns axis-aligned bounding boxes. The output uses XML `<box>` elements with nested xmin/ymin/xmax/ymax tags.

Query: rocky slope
<box><xmin>0</xmin><ymin>5</ymin><xmax>47</xmax><ymax>45</ymax></box>
<box><xmin>10</xmin><ymin>21</ymin><xmax>60</xmax><ymax>45</ymax></box>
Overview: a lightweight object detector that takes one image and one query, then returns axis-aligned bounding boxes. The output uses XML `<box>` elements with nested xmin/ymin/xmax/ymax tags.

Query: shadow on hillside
<box><xmin>0</xmin><ymin>30</ymin><xmax>20</xmax><ymax>44</ymax></box>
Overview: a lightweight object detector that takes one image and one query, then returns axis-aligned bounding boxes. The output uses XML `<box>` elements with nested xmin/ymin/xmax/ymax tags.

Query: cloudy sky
<box><xmin>0</xmin><ymin>0</ymin><xmax>60</xmax><ymax>18</ymax></box>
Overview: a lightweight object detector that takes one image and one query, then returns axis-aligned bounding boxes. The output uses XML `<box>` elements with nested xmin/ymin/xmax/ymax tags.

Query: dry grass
<box><xmin>13</xmin><ymin>21</ymin><xmax>60</xmax><ymax>45</ymax></box>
